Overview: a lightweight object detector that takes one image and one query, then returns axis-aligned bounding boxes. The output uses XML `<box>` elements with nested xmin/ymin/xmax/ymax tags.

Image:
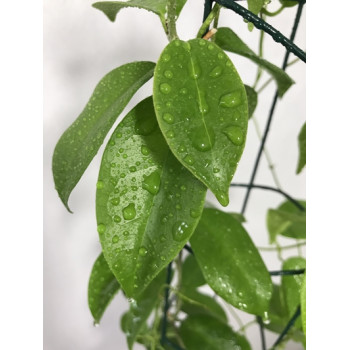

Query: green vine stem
<box><xmin>258</xmin><ymin>241</ymin><xmax>306</xmax><ymax>251</ymax></box>
<box><xmin>262</xmin><ymin>6</ymin><xmax>285</xmax><ymax>17</ymax></box>
<box><xmin>197</xmin><ymin>3</ymin><xmax>221</xmax><ymax>38</ymax></box>
<box><xmin>166</xmin><ymin>0</ymin><xmax>179</xmax><ymax>41</ymax></box>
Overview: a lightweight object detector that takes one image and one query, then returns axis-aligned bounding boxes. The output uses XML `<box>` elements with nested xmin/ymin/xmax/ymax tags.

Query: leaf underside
<box><xmin>296</xmin><ymin>122</ymin><xmax>306</xmax><ymax>174</ymax></box>
<box><xmin>52</xmin><ymin>61</ymin><xmax>155</xmax><ymax>212</ymax></box>
<box><xmin>153</xmin><ymin>38</ymin><xmax>249</xmax><ymax>207</ymax></box>
<box><xmin>244</xmin><ymin>85</ymin><xmax>258</xmax><ymax>119</ymax></box>
<box><xmin>96</xmin><ymin>96</ymin><xmax>206</xmax><ymax>297</ymax></box>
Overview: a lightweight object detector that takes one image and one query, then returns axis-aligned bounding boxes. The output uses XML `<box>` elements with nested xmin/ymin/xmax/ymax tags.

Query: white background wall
<box><xmin>44</xmin><ymin>1</ymin><xmax>305</xmax><ymax>349</ymax></box>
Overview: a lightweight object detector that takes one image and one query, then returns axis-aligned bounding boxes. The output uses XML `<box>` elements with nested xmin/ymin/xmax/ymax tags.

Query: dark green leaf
<box><xmin>247</xmin><ymin>0</ymin><xmax>264</xmax><ymax>15</ymax></box>
<box><xmin>215</xmin><ymin>28</ymin><xmax>294</xmax><ymax>97</ymax></box>
<box><xmin>88</xmin><ymin>253</ymin><xmax>120</xmax><ymax>324</ymax></box>
<box><xmin>301</xmin><ymin>273</ymin><xmax>306</xmax><ymax>335</ymax></box>
<box><xmin>267</xmin><ymin>200</ymin><xmax>306</xmax><ymax>243</ymax></box>
<box><xmin>244</xmin><ymin>85</ymin><xmax>258</xmax><ymax>119</ymax></box>
<box><xmin>296</xmin><ymin>122</ymin><xmax>306</xmax><ymax>174</ymax></box>
<box><xmin>182</xmin><ymin>254</ymin><xmax>206</xmax><ymax>290</ymax></box>
<box><xmin>123</xmin><ymin>269</ymin><xmax>166</xmax><ymax>350</ymax></box>
<box><xmin>181</xmin><ymin>289</ymin><xmax>227</xmax><ymax>322</ymax></box>
<box><xmin>153</xmin><ymin>39</ymin><xmax>249</xmax><ymax>207</ymax></box>
<box><xmin>52</xmin><ymin>61</ymin><xmax>155</xmax><ymax>212</ymax></box>
<box><xmin>190</xmin><ymin>209</ymin><xmax>272</xmax><ymax>316</ymax></box>
<box><xmin>96</xmin><ymin>96</ymin><xmax>206</xmax><ymax>297</ymax></box>
<box><xmin>282</xmin><ymin>257</ymin><xmax>306</xmax><ymax>329</ymax></box>
<box><xmin>92</xmin><ymin>0</ymin><xmax>187</xmax><ymax>31</ymax></box>
<box><xmin>180</xmin><ymin>314</ymin><xmax>251</xmax><ymax>350</ymax></box>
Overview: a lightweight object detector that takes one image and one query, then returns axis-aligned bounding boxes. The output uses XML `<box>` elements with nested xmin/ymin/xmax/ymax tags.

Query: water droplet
<box><xmin>162</xmin><ymin>113</ymin><xmax>174</xmax><ymax>124</ymax></box>
<box><xmin>172</xmin><ymin>221</ymin><xmax>190</xmax><ymax>241</ymax></box>
<box><xmin>208</xmin><ymin>44</ymin><xmax>214</xmax><ymax>50</ymax></box>
<box><xmin>116</xmin><ymin>132</ymin><xmax>122</xmax><ymax>138</ymax></box>
<box><xmin>164</xmin><ymin>70</ymin><xmax>173</xmax><ymax>79</ymax></box>
<box><xmin>182</xmin><ymin>41</ymin><xmax>191</xmax><ymax>51</ymax></box>
<box><xmin>142</xmin><ymin>171</ymin><xmax>161</xmax><ymax>195</ymax></box>
<box><xmin>209</xmin><ymin>65</ymin><xmax>223</xmax><ymax>78</ymax></box>
<box><xmin>192</xmin><ymin>127</ymin><xmax>215</xmax><ymax>152</ymax></box>
<box><xmin>197</xmin><ymin>90</ymin><xmax>209</xmax><ymax>114</ymax></box>
<box><xmin>160</xmin><ymin>255</ymin><xmax>166</xmax><ymax>261</ymax></box>
<box><xmin>135</xmin><ymin>116</ymin><xmax>157</xmax><ymax>135</ymax></box>
<box><xmin>180</xmin><ymin>185</ymin><xmax>186</xmax><ymax>191</ymax></box>
<box><xmin>166</xmin><ymin>130</ymin><xmax>175</xmax><ymax>138</ymax></box>
<box><xmin>123</xmin><ymin>231</ymin><xmax>129</xmax><ymax>236</ymax></box>
<box><xmin>122</xmin><ymin>203</ymin><xmax>136</xmax><ymax>220</ymax></box>
<box><xmin>112</xmin><ymin>235</ymin><xmax>119</xmax><ymax>243</ymax></box>
<box><xmin>189</xmin><ymin>59</ymin><xmax>201</xmax><ymax>79</ymax></box>
<box><xmin>190</xmin><ymin>209</ymin><xmax>201</xmax><ymax>218</ymax></box>
<box><xmin>226</xmin><ymin>60</ymin><xmax>232</xmax><ymax>67</ymax></box>
<box><xmin>161</xmin><ymin>215</ymin><xmax>168</xmax><ymax>224</ymax></box>
<box><xmin>180</xmin><ymin>88</ymin><xmax>188</xmax><ymax>95</ymax></box>
<box><xmin>178</xmin><ymin>144</ymin><xmax>186</xmax><ymax>153</ymax></box>
<box><xmin>113</xmin><ymin>215</ymin><xmax>121</xmax><ymax>223</ymax></box>
<box><xmin>138</xmin><ymin>246</ymin><xmax>148</xmax><ymax>256</ymax></box>
<box><xmin>199</xmin><ymin>40</ymin><xmax>206</xmax><ymax>46</ymax></box>
<box><xmin>166</xmin><ymin>101</ymin><xmax>172</xmax><ymax>108</ymax></box>
<box><xmin>119</xmin><ymin>148</ymin><xmax>124</xmax><ymax>153</ymax></box>
<box><xmin>160</xmin><ymin>234</ymin><xmax>166</xmax><ymax>242</ymax></box>
<box><xmin>219</xmin><ymin>91</ymin><xmax>242</xmax><ymax>108</ymax></box>
<box><xmin>111</xmin><ymin>197</ymin><xmax>120</xmax><ymax>206</ymax></box>
<box><xmin>223</xmin><ymin>125</ymin><xmax>244</xmax><ymax>145</ymax></box>
<box><xmin>238</xmin><ymin>291</ymin><xmax>243</xmax><ymax>297</ymax></box>
<box><xmin>262</xmin><ymin>311</ymin><xmax>271</xmax><ymax>325</ymax></box>
<box><xmin>183</xmin><ymin>154</ymin><xmax>194</xmax><ymax>165</ymax></box>
<box><xmin>93</xmin><ymin>321</ymin><xmax>100</xmax><ymax>327</ymax></box>
<box><xmin>97</xmin><ymin>224</ymin><xmax>106</xmax><ymax>234</ymax></box>
<box><xmin>162</xmin><ymin>53</ymin><xmax>171</xmax><ymax>62</ymax></box>
<box><xmin>96</xmin><ymin>181</ymin><xmax>104</xmax><ymax>189</ymax></box>
<box><xmin>213</xmin><ymin>168</ymin><xmax>220</xmax><ymax>173</ymax></box>
<box><xmin>129</xmin><ymin>166</ymin><xmax>136</xmax><ymax>173</ymax></box>
<box><xmin>174</xmin><ymin>40</ymin><xmax>181</xmax><ymax>47</ymax></box>
<box><xmin>216</xmin><ymin>192</ymin><xmax>229</xmax><ymax>206</ymax></box>
<box><xmin>160</xmin><ymin>83</ymin><xmax>172</xmax><ymax>94</ymax></box>
<box><xmin>218</xmin><ymin>53</ymin><xmax>224</xmax><ymax>59</ymax></box>
<box><xmin>141</xmin><ymin>145</ymin><xmax>150</xmax><ymax>156</ymax></box>
<box><xmin>175</xmin><ymin>203</ymin><xmax>182</xmax><ymax>210</ymax></box>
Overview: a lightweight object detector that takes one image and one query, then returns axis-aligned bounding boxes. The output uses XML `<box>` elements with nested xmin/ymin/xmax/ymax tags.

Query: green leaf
<box><xmin>282</xmin><ymin>257</ymin><xmax>306</xmax><ymax>329</ymax></box>
<box><xmin>180</xmin><ymin>314</ymin><xmax>251</xmax><ymax>350</ymax></box>
<box><xmin>182</xmin><ymin>254</ymin><xmax>206</xmax><ymax>291</ymax></box>
<box><xmin>153</xmin><ymin>39</ymin><xmax>249</xmax><ymax>207</ymax></box>
<box><xmin>247</xmin><ymin>0</ymin><xmax>264</xmax><ymax>15</ymax></box>
<box><xmin>300</xmin><ymin>273</ymin><xmax>306</xmax><ymax>335</ymax></box>
<box><xmin>296</xmin><ymin>122</ymin><xmax>306</xmax><ymax>174</ymax></box>
<box><xmin>267</xmin><ymin>200</ymin><xmax>306</xmax><ymax>243</ymax></box>
<box><xmin>123</xmin><ymin>269</ymin><xmax>166</xmax><ymax>350</ymax></box>
<box><xmin>190</xmin><ymin>209</ymin><xmax>272</xmax><ymax>316</ymax></box>
<box><xmin>215</xmin><ymin>28</ymin><xmax>294</xmax><ymax>97</ymax></box>
<box><xmin>244</xmin><ymin>85</ymin><xmax>258</xmax><ymax>119</ymax></box>
<box><xmin>228</xmin><ymin>212</ymin><xmax>246</xmax><ymax>223</ymax></box>
<box><xmin>52</xmin><ymin>61</ymin><xmax>155</xmax><ymax>212</ymax></box>
<box><xmin>88</xmin><ymin>253</ymin><xmax>120</xmax><ymax>324</ymax></box>
<box><xmin>96</xmin><ymin>96</ymin><xmax>207</xmax><ymax>297</ymax></box>
<box><xmin>181</xmin><ymin>289</ymin><xmax>227</xmax><ymax>322</ymax></box>
<box><xmin>92</xmin><ymin>0</ymin><xmax>187</xmax><ymax>31</ymax></box>
<box><xmin>279</xmin><ymin>0</ymin><xmax>299</xmax><ymax>7</ymax></box>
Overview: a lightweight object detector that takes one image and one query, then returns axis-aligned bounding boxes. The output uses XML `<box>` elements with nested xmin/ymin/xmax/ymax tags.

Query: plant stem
<box><xmin>269</xmin><ymin>269</ymin><xmax>305</xmax><ymax>276</ymax></box>
<box><xmin>223</xmin><ymin>301</ymin><xmax>245</xmax><ymax>330</ymax></box>
<box><xmin>161</xmin><ymin>263</ymin><xmax>173</xmax><ymax>346</ymax></box>
<box><xmin>253</xmin><ymin>14</ymin><xmax>265</xmax><ymax>89</ymax></box>
<box><xmin>238</xmin><ymin>320</ymin><xmax>256</xmax><ymax>333</ymax></box>
<box><xmin>258</xmin><ymin>241</ymin><xmax>306</xmax><ymax>251</ymax></box>
<box><xmin>262</xmin><ymin>6</ymin><xmax>285</xmax><ymax>17</ymax></box>
<box><xmin>197</xmin><ymin>3</ymin><xmax>221</xmax><ymax>38</ymax></box>
<box><xmin>257</xmin><ymin>316</ymin><xmax>267</xmax><ymax>350</ymax></box>
<box><xmin>167</xmin><ymin>0</ymin><xmax>178</xmax><ymax>41</ymax></box>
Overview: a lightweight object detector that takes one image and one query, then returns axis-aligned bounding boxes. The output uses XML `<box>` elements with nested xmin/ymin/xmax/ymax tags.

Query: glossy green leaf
<box><xmin>96</xmin><ymin>96</ymin><xmax>207</xmax><ymax>297</ymax></box>
<box><xmin>296</xmin><ymin>122</ymin><xmax>306</xmax><ymax>174</ymax></box>
<box><xmin>280</xmin><ymin>0</ymin><xmax>299</xmax><ymax>7</ymax></box>
<box><xmin>247</xmin><ymin>0</ymin><xmax>264</xmax><ymax>15</ymax></box>
<box><xmin>123</xmin><ymin>269</ymin><xmax>166</xmax><ymax>350</ymax></box>
<box><xmin>92</xmin><ymin>0</ymin><xmax>187</xmax><ymax>31</ymax></box>
<box><xmin>153</xmin><ymin>39</ymin><xmax>249</xmax><ymax>207</ymax></box>
<box><xmin>301</xmin><ymin>273</ymin><xmax>306</xmax><ymax>335</ymax></box>
<box><xmin>180</xmin><ymin>314</ymin><xmax>251</xmax><ymax>350</ymax></box>
<box><xmin>182</xmin><ymin>254</ymin><xmax>206</xmax><ymax>290</ymax></box>
<box><xmin>215</xmin><ymin>28</ymin><xmax>294</xmax><ymax>97</ymax></box>
<box><xmin>88</xmin><ymin>253</ymin><xmax>120</xmax><ymax>324</ymax></box>
<box><xmin>267</xmin><ymin>200</ymin><xmax>306</xmax><ymax>243</ymax></box>
<box><xmin>190</xmin><ymin>209</ymin><xmax>273</xmax><ymax>316</ymax></box>
<box><xmin>244</xmin><ymin>85</ymin><xmax>258</xmax><ymax>119</ymax></box>
<box><xmin>52</xmin><ymin>61</ymin><xmax>155</xmax><ymax>212</ymax></box>
<box><xmin>282</xmin><ymin>257</ymin><xmax>306</xmax><ymax>329</ymax></box>
<box><xmin>181</xmin><ymin>289</ymin><xmax>227</xmax><ymax>322</ymax></box>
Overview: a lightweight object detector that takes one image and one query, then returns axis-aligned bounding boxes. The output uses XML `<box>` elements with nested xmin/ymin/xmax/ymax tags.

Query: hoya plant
<box><xmin>52</xmin><ymin>0</ymin><xmax>306</xmax><ymax>349</ymax></box>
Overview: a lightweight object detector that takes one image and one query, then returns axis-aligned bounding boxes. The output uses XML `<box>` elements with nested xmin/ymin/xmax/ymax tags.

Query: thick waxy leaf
<box><xmin>267</xmin><ymin>200</ymin><xmax>306</xmax><ymax>243</ymax></box>
<box><xmin>190</xmin><ymin>209</ymin><xmax>273</xmax><ymax>316</ymax></box>
<box><xmin>96</xmin><ymin>96</ymin><xmax>206</xmax><ymax>297</ymax></box>
<box><xmin>88</xmin><ymin>253</ymin><xmax>120</xmax><ymax>324</ymax></box>
<box><xmin>215</xmin><ymin>28</ymin><xmax>294</xmax><ymax>97</ymax></box>
<box><xmin>52</xmin><ymin>62</ymin><xmax>155</xmax><ymax>212</ymax></box>
<box><xmin>282</xmin><ymin>257</ymin><xmax>306</xmax><ymax>330</ymax></box>
<box><xmin>244</xmin><ymin>85</ymin><xmax>258</xmax><ymax>119</ymax></box>
<box><xmin>153</xmin><ymin>39</ymin><xmax>248</xmax><ymax>206</ymax></box>
<box><xmin>247</xmin><ymin>0</ymin><xmax>264</xmax><ymax>15</ymax></box>
<box><xmin>180</xmin><ymin>314</ymin><xmax>251</xmax><ymax>350</ymax></box>
<box><xmin>92</xmin><ymin>0</ymin><xmax>187</xmax><ymax>31</ymax></box>
<box><xmin>296</xmin><ymin>122</ymin><xmax>306</xmax><ymax>174</ymax></box>
<box><xmin>123</xmin><ymin>269</ymin><xmax>166</xmax><ymax>350</ymax></box>
<box><xmin>301</xmin><ymin>273</ymin><xmax>306</xmax><ymax>335</ymax></box>
<box><xmin>182</xmin><ymin>254</ymin><xmax>206</xmax><ymax>290</ymax></box>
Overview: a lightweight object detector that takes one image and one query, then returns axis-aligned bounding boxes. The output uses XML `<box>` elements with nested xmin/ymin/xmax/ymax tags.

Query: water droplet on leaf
<box><xmin>160</xmin><ymin>83</ymin><xmax>171</xmax><ymax>94</ymax></box>
<box><xmin>164</xmin><ymin>70</ymin><xmax>173</xmax><ymax>79</ymax></box>
<box><xmin>192</xmin><ymin>127</ymin><xmax>215</xmax><ymax>152</ymax></box>
<box><xmin>223</xmin><ymin>125</ymin><xmax>244</xmax><ymax>145</ymax></box>
<box><xmin>209</xmin><ymin>65</ymin><xmax>223</xmax><ymax>78</ymax></box>
<box><xmin>172</xmin><ymin>221</ymin><xmax>190</xmax><ymax>241</ymax></box>
<box><xmin>97</xmin><ymin>224</ymin><xmax>106</xmax><ymax>234</ymax></box>
<box><xmin>162</xmin><ymin>113</ymin><xmax>174</xmax><ymax>124</ymax></box>
<box><xmin>96</xmin><ymin>181</ymin><xmax>104</xmax><ymax>189</ymax></box>
<box><xmin>142</xmin><ymin>171</ymin><xmax>161</xmax><ymax>195</ymax></box>
<box><xmin>122</xmin><ymin>203</ymin><xmax>136</xmax><ymax>220</ymax></box>
<box><xmin>138</xmin><ymin>246</ymin><xmax>148</xmax><ymax>256</ymax></box>
<box><xmin>219</xmin><ymin>91</ymin><xmax>242</xmax><ymax>108</ymax></box>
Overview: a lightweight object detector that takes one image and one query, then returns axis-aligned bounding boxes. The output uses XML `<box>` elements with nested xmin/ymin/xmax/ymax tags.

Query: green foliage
<box><xmin>153</xmin><ymin>38</ymin><xmax>248</xmax><ymax>206</ymax></box>
<box><xmin>51</xmin><ymin>1</ymin><xmax>305</xmax><ymax>349</ymax></box>
<box><xmin>215</xmin><ymin>27</ymin><xmax>294</xmax><ymax>97</ymax></box>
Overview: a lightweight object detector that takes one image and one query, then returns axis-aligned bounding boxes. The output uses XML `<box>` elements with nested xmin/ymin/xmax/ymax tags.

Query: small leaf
<box><xmin>244</xmin><ymin>85</ymin><xmax>258</xmax><ymax>119</ymax></box>
<box><xmin>267</xmin><ymin>200</ymin><xmax>306</xmax><ymax>243</ymax></box>
<box><xmin>153</xmin><ymin>39</ymin><xmax>249</xmax><ymax>207</ymax></box>
<box><xmin>180</xmin><ymin>314</ymin><xmax>251</xmax><ymax>350</ymax></box>
<box><xmin>215</xmin><ymin>28</ymin><xmax>294</xmax><ymax>97</ymax></box>
<box><xmin>296</xmin><ymin>122</ymin><xmax>306</xmax><ymax>174</ymax></box>
<box><xmin>247</xmin><ymin>0</ymin><xmax>265</xmax><ymax>15</ymax></box>
<box><xmin>182</xmin><ymin>254</ymin><xmax>206</xmax><ymax>291</ymax></box>
<box><xmin>52</xmin><ymin>61</ymin><xmax>155</xmax><ymax>212</ymax></box>
<box><xmin>88</xmin><ymin>253</ymin><xmax>120</xmax><ymax>324</ymax></box>
<box><xmin>282</xmin><ymin>257</ymin><xmax>306</xmax><ymax>330</ymax></box>
<box><xmin>123</xmin><ymin>269</ymin><xmax>166</xmax><ymax>350</ymax></box>
<box><xmin>190</xmin><ymin>209</ymin><xmax>273</xmax><ymax>316</ymax></box>
<box><xmin>96</xmin><ymin>96</ymin><xmax>206</xmax><ymax>297</ymax></box>
<box><xmin>92</xmin><ymin>0</ymin><xmax>187</xmax><ymax>31</ymax></box>
<box><xmin>300</xmin><ymin>273</ymin><xmax>306</xmax><ymax>335</ymax></box>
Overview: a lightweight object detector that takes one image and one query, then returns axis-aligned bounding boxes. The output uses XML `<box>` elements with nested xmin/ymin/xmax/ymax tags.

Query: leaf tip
<box><xmin>216</xmin><ymin>191</ymin><xmax>229</xmax><ymax>207</ymax></box>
